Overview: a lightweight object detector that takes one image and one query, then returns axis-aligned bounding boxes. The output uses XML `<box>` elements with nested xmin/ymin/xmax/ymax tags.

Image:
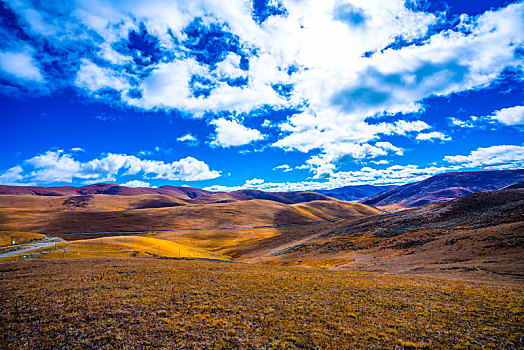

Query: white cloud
<box><xmin>27</xmin><ymin>151</ymin><xmax>82</xmax><ymax>183</ymax></box>
<box><xmin>491</xmin><ymin>106</ymin><xmax>524</xmax><ymax>126</ymax></box>
<box><xmin>0</xmin><ymin>150</ymin><xmax>220</xmax><ymax>185</ymax></box>
<box><xmin>274</xmin><ymin>164</ymin><xmax>292</xmax><ymax>172</ymax></box>
<box><xmin>416</xmin><ymin>131</ymin><xmax>451</xmax><ymax>141</ymax></box>
<box><xmin>375</xmin><ymin>142</ymin><xmax>404</xmax><ymax>155</ymax></box>
<box><xmin>5</xmin><ymin>1</ymin><xmax>523</xmax><ymax>123</ymax></box>
<box><xmin>0</xmin><ymin>166</ymin><xmax>27</xmax><ymax>186</ymax></box>
<box><xmin>203</xmin><ymin>184</ymin><xmax>244</xmax><ymax>192</ymax></box>
<box><xmin>177</xmin><ymin>133</ymin><xmax>198</xmax><ymax>144</ymax></box>
<box><xmin>210</xmin><ymin>118</ymin><xmax>264</xmax><ymax>147</ymax></box>
<box><xmin>271</xmin><ymin>2</ymin><xmax>524</xmax><ymax>171</ymax></box>
<box><xmin>450</xmin><ymin>105</ymin><xmax>524</xmax><ymax>129</ymax></box>
<box><xmin>0</xmin><ymin>50</ymin><xmax>44</xmax><ymax>82</ymax></box>
<box><xmin>124</xmin><ymin>57</ymin><xmax>283</xmax><ymax>115</ymax></box>
<box><xmin>121</xmin><ymin>180</ymin><xmax>151</xmax><ymax>188</ymax></box>
<box><xmin>274</xmin><ymin>117</ymin><xmax>424</xmax><ymax>175</ymax></box>
<box><xmin>444</xmin><ymin>145</ymin><xmax>524</xmax><ymax>169</ymax></box>
<box><xmin>261</xmin><ymin>119</ymin><xmax>273</xmax><ymax>128</ymax></box>
<box><xmin>245</xmin><ymin>178</ymin><xmax>265</xmax><ymax>186</ymax></box>
<box><xmin>2</xmin><ymin>0</ymin><xmax>524</xmax><ymax>176</ymax></box>
<box><xmin>450</xmin><ymin>117</ymin><xmax>476</xmax><ymax>128</ymax></box>
<box><xmin>371</xmin><ymin>159</ymin><xmax>389</xmax><ymax>165</ymax></box>
<box><xmin>75</xmin><ymin>59</ymin><xmax>130</xmax><ymax>95</ymax></box>
<box><xmin>204</xmin><ymin>164</ymin><xmax>455</xmax><ymax>192</ymax></box>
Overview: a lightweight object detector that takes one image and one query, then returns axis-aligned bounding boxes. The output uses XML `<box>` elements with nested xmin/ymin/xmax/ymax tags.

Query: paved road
<box><xmin>0</xmin><ymin>237</ymin><xmax>64</xmax><ymax>258</ymax></box>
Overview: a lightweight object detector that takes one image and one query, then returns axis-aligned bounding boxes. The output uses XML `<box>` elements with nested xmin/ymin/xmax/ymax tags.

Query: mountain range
<box><xmin>360</xmin><ymin>169</ymin><xmax>524</xmax><ymax>207</ymax></box>
<box><xmin>2</xmin><ymin>169</ymin><xmax>522</xmax><ymax>209</ymax></box>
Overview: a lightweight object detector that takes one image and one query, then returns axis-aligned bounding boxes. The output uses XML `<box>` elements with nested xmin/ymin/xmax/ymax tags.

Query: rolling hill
<box><xmin>0</xmin><ymin>184</ymin><xmax>335</xmax><ymax>205</ymax></box>
<box><xmin>0</xmin><ymin>183</ymin><xmax>208</xmax><ymax>199</ymax></box>
<box><xmin>0</xmin><ymin>192</ymin><xmax>379</xmax><ymax>236</ymax></box>
<box><xmin>360</xmin><ymin>169</ymin><xmax>524</xmax><ymax>208</ymax></box>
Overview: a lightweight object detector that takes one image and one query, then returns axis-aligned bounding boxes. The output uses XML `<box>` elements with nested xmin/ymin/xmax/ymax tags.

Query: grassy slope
<box><xmin>0</xmin><ymin>258</ymin><xmax>522</xmax><ymax>349</ymax></box>
<box><xmin>243</xmin><ymin>190</ymin><xmax>524</xmax><ymax>280</ymax></box>
<box><xmin>19</xmin><ymin>236</ymin><xmax>228</xmax><ymax>261</ymax></box>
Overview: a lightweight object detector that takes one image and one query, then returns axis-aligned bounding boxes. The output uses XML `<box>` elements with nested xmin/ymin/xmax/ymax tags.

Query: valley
<box><xmin>1</xmin><ymin>170</ymin><xmax>523</xmax><ymax>349</ymax></box>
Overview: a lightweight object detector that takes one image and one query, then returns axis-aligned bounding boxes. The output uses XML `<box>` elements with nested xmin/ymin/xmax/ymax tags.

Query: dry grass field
<box><xmin>0</xmin><ymin>258</ymin><xmax>522</xmax><ymax>349</ymax></box>
<box><xmin>0</xmin><ymin>236</ymin><xmax>228</xmax><ymax>262</ymax></box>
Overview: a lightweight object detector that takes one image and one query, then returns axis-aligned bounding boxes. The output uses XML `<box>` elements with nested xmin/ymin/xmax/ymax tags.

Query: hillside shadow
<box><xmin>133</xmin><ymin>199</ymin><xmax>184</xmax><ymax>209</ymax></box>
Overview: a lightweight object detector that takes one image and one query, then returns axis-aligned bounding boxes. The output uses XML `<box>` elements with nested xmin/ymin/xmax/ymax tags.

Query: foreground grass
<box><xmin>0</xmin><ymin>258</ymin><xmax>522</xmax><ymax>349</ymax></box>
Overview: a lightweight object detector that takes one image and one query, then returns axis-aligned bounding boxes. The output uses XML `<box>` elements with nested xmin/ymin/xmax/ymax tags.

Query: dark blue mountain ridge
<box><xmin>360</xmin><ymin>169</ymin><xmax>524</xmax><ymax>208</ymax></box>
<box><xmin>312</xmin><ymin>185</ymin><xmax>396</xmax><ymax>202</ymax></box>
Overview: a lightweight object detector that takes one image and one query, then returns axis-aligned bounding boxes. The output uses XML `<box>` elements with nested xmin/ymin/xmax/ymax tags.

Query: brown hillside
<box><xmin>238</xmin><ymin>189</ymin><xmax>524</xmax><ymax>280</ymax></box>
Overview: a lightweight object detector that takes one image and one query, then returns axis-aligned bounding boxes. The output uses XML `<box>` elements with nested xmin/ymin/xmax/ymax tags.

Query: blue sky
<box><xmin>0</xmin><ymin>0</ymin><xmax>523</xmax><ymax>191</ymax></box>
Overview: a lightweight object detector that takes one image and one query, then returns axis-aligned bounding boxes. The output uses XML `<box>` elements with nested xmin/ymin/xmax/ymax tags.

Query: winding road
<box><xmin>0</xmin><ymin>237</ymin><xmax>65</xmax><ymax>258</ymax></box>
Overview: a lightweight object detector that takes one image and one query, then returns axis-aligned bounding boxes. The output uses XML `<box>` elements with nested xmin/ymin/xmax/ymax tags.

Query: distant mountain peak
<box><xmin>360</xmin><ymin>169</ymin><xmax>524</xmax><ymax>208</ymax></box>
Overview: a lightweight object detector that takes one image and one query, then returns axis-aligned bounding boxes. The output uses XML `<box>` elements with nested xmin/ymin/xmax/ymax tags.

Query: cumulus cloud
<box><xmin>0</xmin><ymin>150</ymin><xmax>220</xmax><ymax>185</ymax></box>
<box><xmin>210</xmin><ymin>118</ymin><xmax>264</xmax><ymax>147</ymax></box>
<box><xmin>205</xmin><ymin>144</ymin><xmax>524</xmax><ymax>193</ymax></box>
<box><xmin>274</xmin><ymin>164</ymin><xmax>292</xmax><ymax>172</ymax></box>
<box><xmin>490</xmin><ymin>106</ymin><xmax>524</xmax><ymax>126</ymax></box>
<box><xmin>274</xmin><ymin>116</ymin><xmax>425</xmax><ymax>175</ymax></box>
<box><xmin>177</xmin><ymin>133</ymin><xmax>198</xmax><ymax>145</ymax></box>
<box><xmin>0</xmin><ymin>50</ymin><xmax>44</xmax><ymax>82</ymax></box>
<box><xmin>270</xmin><ymin>1</ymin><xmax>523</xmax><ymax>172</ymax></box>
<box><xmin>450</xmin><ymin>105</ymin><xmax>524</xmax><ymax>129</ymax></box>
<box><xmin>1</xmin><ymin>0</ymin><xmax>523</xmax><ymax>175</ymax></box>
<box><xmin>204</xmin><ymin>164</ymin><xmax>455</xmax><ymax>192</ymax></box>
<box><xmin>261</xmin><ymin>119</ymin><xmax>273</xmax><ymax>128</ymax></box>
<box><xmin>371</xmin><ymin>160</ymin><xmax>389</xmax><ymax>165</ymax></box>
<box><xmin>450</xmin><ymin>117</ymin><xmax>476</xmax><ymax>128</ymax></box>
<box><xmin>444</xmin><ymin>145</ymin><xmax>524</xmax><ymax>169</ymax></box>
<box><xmin>75</xmin><ymin>59</ymin><xmax>130</xmax><ymax>96</ymax></box>
<box><xmin>0</xmin><ymin>166</ymin><xmax>26</xmax><ymax>186</ymax></box>
<box><xmin>121</xmin><ymin>180</ymin><xmax>151</xmax><ymax>187</ymax></box>
<box><xmin>416</xmin><ymin>131</ymin><xmax>451</xmax><ymax>141</ymax></box>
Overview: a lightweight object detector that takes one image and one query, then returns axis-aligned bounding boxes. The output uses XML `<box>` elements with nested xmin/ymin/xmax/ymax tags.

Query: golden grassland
<box><xmin>0</xmin><ymin>258</ymin><xmax>522</xmax><ymax>349</ymax></box>
<box><xmin>1</xmin><ymin>236</ymin><xmax>227</xmax><ymax>261</ymax></box>
<box><xmin>153</xmin><ymin>227</ymin><xmax>281</xmax><ymax>252</ymax></box>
